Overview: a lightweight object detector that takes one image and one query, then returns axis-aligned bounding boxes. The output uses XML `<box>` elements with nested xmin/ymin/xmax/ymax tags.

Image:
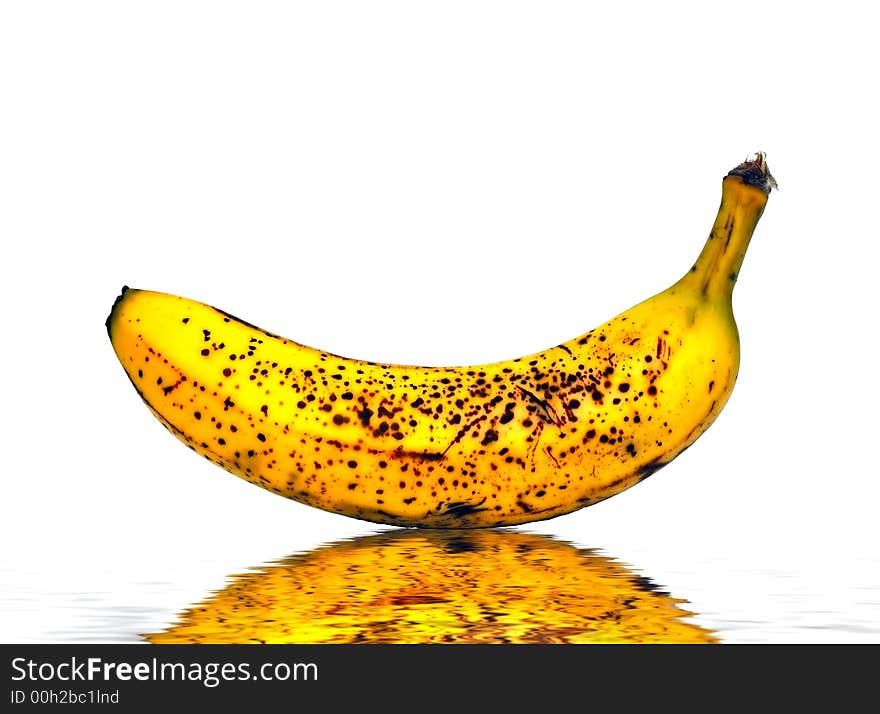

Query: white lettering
<box><xmin>10</xmin><ymin>658</ymin><xmax>26</xmax><ymax>681</ymax></box>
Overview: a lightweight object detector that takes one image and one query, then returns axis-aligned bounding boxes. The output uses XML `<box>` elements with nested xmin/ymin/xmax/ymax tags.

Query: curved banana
<box><xmin>107</xmin><ymin>154</ymin><xmax>774</xmax><ymax>528</ymax></box>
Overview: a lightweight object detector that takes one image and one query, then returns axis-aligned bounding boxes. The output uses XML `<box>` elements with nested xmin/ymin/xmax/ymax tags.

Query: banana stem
<box><xmin>727</xmin><ymin>152</ymin><xmax>778</xmax><ymax>194</ymax></box>
<box><xmin>680</xmin><ymin>154</ymin><xmax>774</xmax><ymax>300</ymax></box>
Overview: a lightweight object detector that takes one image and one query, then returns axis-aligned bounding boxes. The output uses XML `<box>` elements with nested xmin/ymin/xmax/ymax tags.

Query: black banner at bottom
<box><xmin>2</xmin><ymin>644</ymin><xmax>872</xmax><ymax>708</ymax></box>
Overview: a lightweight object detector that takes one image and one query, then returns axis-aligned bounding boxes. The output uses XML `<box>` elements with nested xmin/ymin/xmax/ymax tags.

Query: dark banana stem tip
<box><xmin>727</xmin><ymin>152</ymin><xmax>777</xmax><ymax>194</ymax></box>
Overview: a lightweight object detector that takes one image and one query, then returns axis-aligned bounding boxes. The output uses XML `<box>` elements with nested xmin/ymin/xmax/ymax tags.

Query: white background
<box><xmin>1</xmin><ymin>1</ymin><xmax>878</xmax><ymax>642</ymax></box>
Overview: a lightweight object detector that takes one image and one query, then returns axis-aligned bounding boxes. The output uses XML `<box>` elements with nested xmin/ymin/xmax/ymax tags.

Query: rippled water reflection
<box><xmin>8</xmin><ymin>529</ymin><xmax>877</xmax><ymax>643</ymax></box>
<box><xmin>144</xmin><ymin>530</ymin><xmax>716</xmax><ymax>644</ymax></box>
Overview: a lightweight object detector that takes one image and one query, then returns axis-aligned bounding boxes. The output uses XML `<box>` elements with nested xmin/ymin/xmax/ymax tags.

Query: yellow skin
<box><xmin>145</xmin><ymin>530</ymin><xmax>717</xmax><ymax>644</ymax></box>
<box><xmin>108</xmin><ymin>156</ymin><xmax>772</xmax><ymax>527</ymax></box>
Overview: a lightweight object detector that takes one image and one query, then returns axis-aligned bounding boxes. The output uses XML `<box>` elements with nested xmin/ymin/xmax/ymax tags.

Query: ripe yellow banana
<box><xmin>146</xmin><ymin>530</ymin><xmax>717</xmax><ymax>644</ymax></box>
<box><xmin>108</xmin><ymin>153</ymin><xmax>774</xmax><ymax>528</ymax></box>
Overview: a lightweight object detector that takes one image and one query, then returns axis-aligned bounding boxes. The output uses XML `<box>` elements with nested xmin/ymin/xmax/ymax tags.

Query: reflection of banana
<box><xmin>108</xmin><ymin>154</ymin><xmax>773</xmax><ymax>527</ymax></box>
<box><xmin>145</xmin><ymin>530</ymin><xmax>716</xmax><ymax>644</ymax></box>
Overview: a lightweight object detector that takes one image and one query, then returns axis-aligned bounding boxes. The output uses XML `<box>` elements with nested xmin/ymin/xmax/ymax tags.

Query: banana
<box><xmin>146</xmin><ymin>530</ymin><xmax>717</xmax><ymax>644</ymax></box>
<box><xmin>107</xmin><ymin>153</ymin><xmax>774</xmax><ymax>528</ymax></box>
